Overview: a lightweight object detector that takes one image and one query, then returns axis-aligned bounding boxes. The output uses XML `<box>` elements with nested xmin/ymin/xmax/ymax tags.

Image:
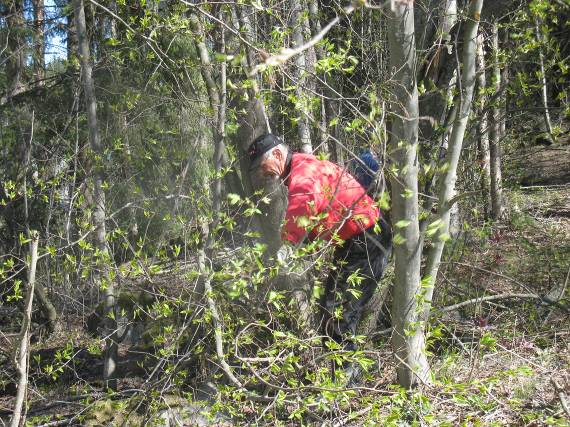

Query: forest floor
<box><xmin>1</xmin><ymin>186</ymin><xmax>569</xmax><ymax>426</ymax></box>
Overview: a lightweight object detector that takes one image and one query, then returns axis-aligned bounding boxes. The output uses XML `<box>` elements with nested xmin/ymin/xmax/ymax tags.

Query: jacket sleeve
<box><xmin>282</xmin><ymin>176</ymin><xmax>322</xmax><ymax>244</ymax></box>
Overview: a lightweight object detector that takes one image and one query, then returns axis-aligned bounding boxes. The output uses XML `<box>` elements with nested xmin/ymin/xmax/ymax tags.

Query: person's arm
<box><xmin>282</xmin><ymin>177</ymin><xmax>322</xmax><ymax>245</ymax></box>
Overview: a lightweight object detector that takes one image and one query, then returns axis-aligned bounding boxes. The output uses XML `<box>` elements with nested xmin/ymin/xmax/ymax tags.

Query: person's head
<box><xmin>248</xmin><ymin>134</ymin><xmax>290</xmax><ymax>182</ymax></box>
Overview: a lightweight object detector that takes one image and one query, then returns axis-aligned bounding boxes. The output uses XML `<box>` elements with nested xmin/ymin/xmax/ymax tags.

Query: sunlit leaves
<box><xmin>395</xmin><ymin>219</ymin><xmax>411</xmax><ymax>229</ymax></box>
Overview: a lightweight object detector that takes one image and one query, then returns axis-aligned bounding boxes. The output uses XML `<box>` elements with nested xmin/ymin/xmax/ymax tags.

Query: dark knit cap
<box><xmin>247</xmin><ymin>134</ymin><xmax>283</xmax><ymax>170</ymax></box>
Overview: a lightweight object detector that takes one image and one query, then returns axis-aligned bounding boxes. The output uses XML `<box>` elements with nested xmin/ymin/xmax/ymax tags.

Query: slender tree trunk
<box><xmin>535</xmin><ymin>19</ymin><xmax>555</xmax><ymax>141</ymax></box>
<box><xmin>291</xmin><ymin>0</ymin><xmax>312</xmax><ymax>153</ymax></box>
<box><xmin>307</xmin><ymin>0</ymin><xmax>336</xmax><ymax>155</ymax></box>
<box><xmin>32</xmin><ymin>0</ymin><xmax>45</xmax><ymax>84</ymax></box>
<box><xmin>423</xmin><ymin>0</ymin><xmax>484</xmax><ymax>320</ymax></box>
<box><xmin>489</xmin><ymin>22</ymin><xmax>504</xmax><ymax>220</ymax></box>
<box><xmin>6</xmin><ymin>0</ymin><xmax>26</xmax><ymax>97</ymax></box>
<box><xmin>386</xmin><ymin>3</ymin><xmax>431</xmax><ymax>389</ymax></box>
<box><xmin>10</xmin><ymin>233</ymin><xmax>39</xmax><ymax>427</ymax></box>
<box><xmin>74</xmin><ymin>0</ymin><xmax>118</xmax><ymax>390</ymax></box>
<box><xmin>190</xmin><ymin>14</ymin><xmax>243</xmax><ymax>197</ymax></box>
<box><xmin>21</xmin><ymin>111</ymin><xmax>58</xmax><ymax>332</ymax></box>
<box><xmin>212</xmin><ymin>26</ymin><xmax>226</xmax><ymax>220</ymax></box>
<box><xmin>417</xmin><ymin>0</ymin><xmax>458</xmax><ymax>208</ymax></box>
<box><xmin>500</xmin><ymin>30</ymin><xmax>508</xmax><ymax>138</ymax></box>
<box><xmin>476</xmin><ymin>32</ymin><xmax>491</xmax><ymax>216</ymax></box>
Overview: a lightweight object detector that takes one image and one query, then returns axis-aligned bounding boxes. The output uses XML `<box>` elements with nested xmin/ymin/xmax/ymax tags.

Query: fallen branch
<box><xmin>371</xmin><ymin>291</ymin><xmax>566</xmax><ymax>340</ymax></box>
<box><xmin>438</xmin><ymin>293</ymin><xmax>540</xmax><ymax>313</ymax></box>
<box><xmin>447</xmin><ymin>262</ymin><xmax>570</xmax><ymax>312</ymax></box>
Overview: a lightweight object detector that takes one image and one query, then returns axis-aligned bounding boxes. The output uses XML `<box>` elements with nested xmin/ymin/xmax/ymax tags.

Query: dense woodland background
<box><xmin>0</xmin><ymin>0</ymin><xmax>569</xmax><ymax>425</ymax></box>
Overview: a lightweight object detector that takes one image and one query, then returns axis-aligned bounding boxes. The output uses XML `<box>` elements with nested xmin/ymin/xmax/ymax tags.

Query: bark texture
<box><xmin>386</xmin><ymin>3</ymin><xmax>431</xmax><ymax>388</ymax></box>
<box><xmin>32</xmin><ymin>0</ymin><xmax>45</xmax><ymax>84</ymax></box>
<box><xmin>476</xmin><ymin>32</ymin><xmax>491</xmax><ymax>215</ymax></box>
<box><xmin>489</xmin><ymin>22</ymin><xmax>504</xmax><ymax>220</ymax></box>
<box><xmin>423</xmin><ymin>0</ymin><xmax>484</xmax><ymax>320</ymax></box>
<box><xmin>5</xmin><ymin>0</ymin><xmax>26</xmax><ymax>98</ymax></box>
<box><xmin>10</xmin><ymin>233</ymin><xmax>39</xmax><ymax>427</ymax></box>
<box><xmin>535</xmin><ymin>19</ymin><xmax>554</xmax><ymax>141</ymax></box>
<box><xmin>74</xmin><ymin>0</ymin><xmax>118</xmax><ymax>390</ymax></box>
<box><xmin>291</xmin><ymin>0</ymin><xmax>313</xmax><ymax>153</ymax></box>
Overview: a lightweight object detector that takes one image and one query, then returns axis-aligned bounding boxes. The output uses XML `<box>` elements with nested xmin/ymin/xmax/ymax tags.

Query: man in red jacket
<box><xmin>248</xmin><ymin>134</ymin><xmax>392</xmax><ymax>362</ymax></box>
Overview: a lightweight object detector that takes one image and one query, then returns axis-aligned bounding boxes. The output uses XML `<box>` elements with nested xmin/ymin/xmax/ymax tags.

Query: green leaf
<box><xmin>393</xmin><ymin>233</ymin><xmax>407</xmax><ymax>245</ymax></box>
<box><xmin>227</xmin><ymin>193</ymin><xmax>241</xmax><ymax>205</ymax></box>
<box><xmin>295</xmin><ymin>216</ymin><xmax>311</xmax><ymax>228</ymax></box>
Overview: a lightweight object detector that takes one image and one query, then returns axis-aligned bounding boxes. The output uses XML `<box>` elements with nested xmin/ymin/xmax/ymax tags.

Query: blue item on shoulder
<box><xmin>352</xmin><ymin>150</ymin><xmax>379</xmax><ymax>189</ymax></box>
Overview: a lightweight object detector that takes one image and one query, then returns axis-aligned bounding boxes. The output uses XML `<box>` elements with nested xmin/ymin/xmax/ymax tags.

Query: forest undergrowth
<box><xmin>1</xmin><ymin>187</ymin><xmax>569</xmax><ymax>426</ymax></box>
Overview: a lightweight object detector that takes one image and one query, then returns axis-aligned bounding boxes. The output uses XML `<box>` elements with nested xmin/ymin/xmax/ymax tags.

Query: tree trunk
<box><xmin>500</xmin><ymin>29</ymin><xmax>508</xmax><ymax>139</ymax></box>
<box><xmin>417</xmin><ymin>0</ymin><xmax>458</xmax><ymax>208</ymax></box>
<box><xmin>476</xmin><ymin>32</ymin><xmax>491</xmax><ymax>216</ymax></box>
<box><xmin>212</xmin><ymin>25</ymin><xmax>227</xmax><ymax>224</ymax></box>
<box><xmin>190</xmin><ymin>14</ymin><xmax>243</xmax><ymax>197</ymax></box>
<box><xmin>74</xmin><ymin>0</ymin><xmax>118</xmax><ymax>391</ymax></box>
<box><xmin>9</xmin><ymin>233</ymin><xmax>39</xmax><ymax>427</ymax></box>
<box><xmin>489</xmin><ymin>21</ymin><xmax>504</xmax><ymax>220</ymax></box>
<box><xmin>32</xmin><ymin>0</ymin><xmax>45</xmax><ymax>84</ymax></box>
<box><xmin>291</xmin><ymin>0</ymin><xmax>312</xmax><ymax>153</ymax></box>
<box><xmin>5</xmin><ymin>0</ymin><xmax>26</xmax><ymax>97</ymax></box>
<box><xmin>308</xmin><ymin>0</ymin><xmax>339</xmax><ymax>155</ymax></box>
<box><xmin>230</xmin><ymin>7</ymin><xmax>284</xmax><ymax>253</ymax></box>
<box><xmin>535</xmin><ymin>19</ymin><xmax>555</xmax><ymax>141</ymax></box>
<box><xmin>386</xmin><ymin>3</ymin><xmax>431</xmax><ymax>389</ymax></box>
<box><xmin>423</xmin><ymin>0</ymin><xmax>484</xmax><ymax>320</ymax></box>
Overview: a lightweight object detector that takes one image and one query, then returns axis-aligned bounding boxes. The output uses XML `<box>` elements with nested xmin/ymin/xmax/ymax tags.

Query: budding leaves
<box><xmin>395</xmin><ymin>219</ymin><xmax>411</xmax><ymax>229</ymax></box>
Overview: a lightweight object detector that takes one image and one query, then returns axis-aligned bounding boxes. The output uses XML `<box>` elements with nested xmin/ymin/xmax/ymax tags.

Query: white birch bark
<box><xmin>423</xmin><ymin>0</ymin><xmax>484</xmax><ymax>319</ymax></box>
<box><xmin>386</xmin><ymin>3</ymin><xmax>431</xmax><ymax>389</ymax></box>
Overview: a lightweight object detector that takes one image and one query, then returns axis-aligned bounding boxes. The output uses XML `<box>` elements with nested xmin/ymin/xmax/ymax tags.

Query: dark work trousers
<box><xmin>321</xmin><ymin>216</ymin><xmax>392</xmax><ymax>352</ymax></box>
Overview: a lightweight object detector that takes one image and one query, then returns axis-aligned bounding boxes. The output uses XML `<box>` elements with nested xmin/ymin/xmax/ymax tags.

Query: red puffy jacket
<box><xmin>283</xmin><ymin>153</ymin><xmax>379</xmax><ymax>244</ymax></box>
